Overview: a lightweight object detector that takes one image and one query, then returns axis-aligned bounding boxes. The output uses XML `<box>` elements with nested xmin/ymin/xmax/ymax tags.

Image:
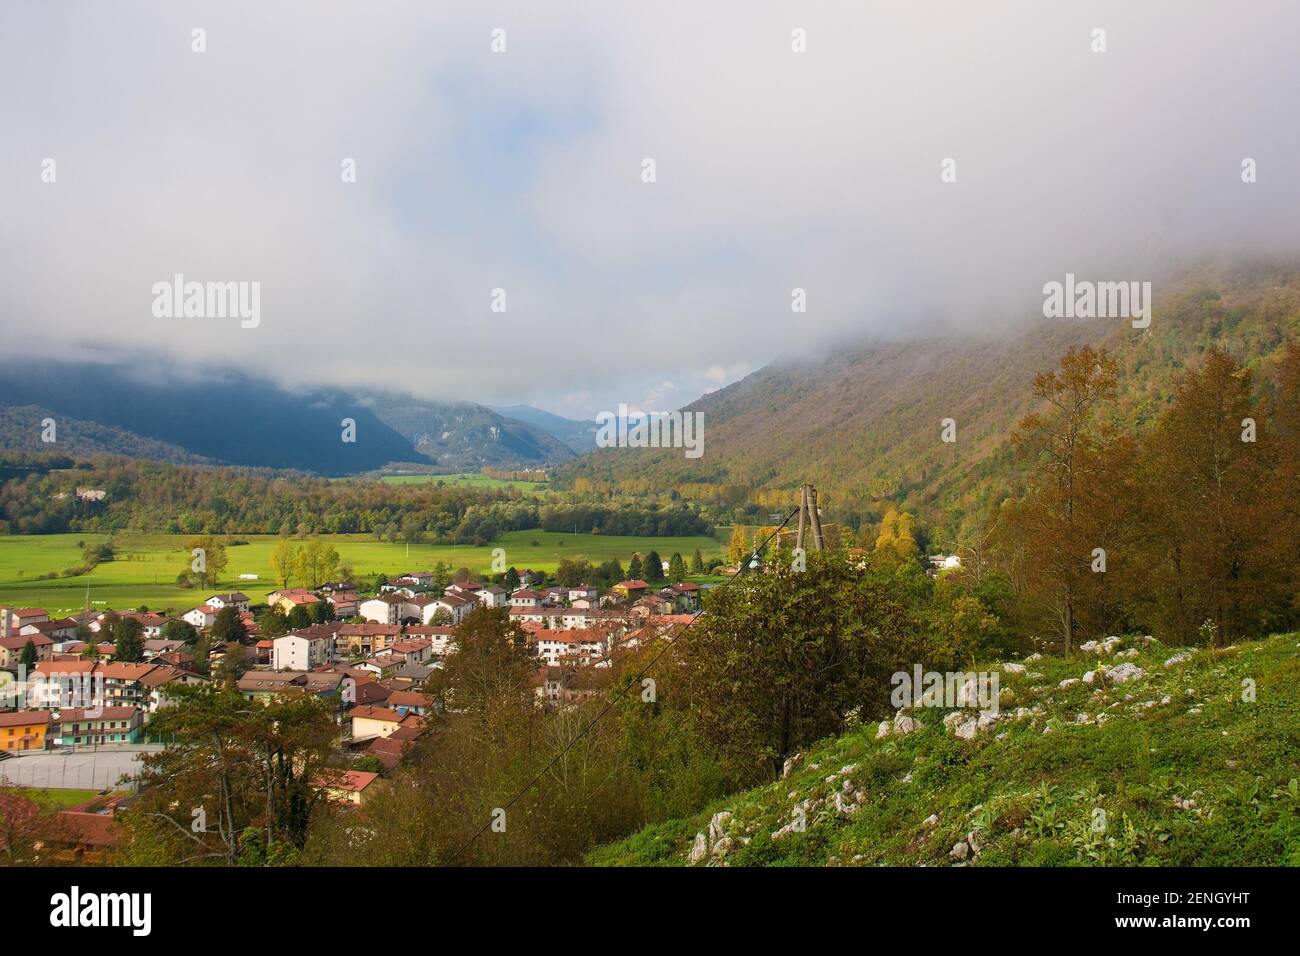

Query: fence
<box><xmin>0</xmin><ymin>753</ymin><xmax>143</xmax><ymax>792</ymax></box>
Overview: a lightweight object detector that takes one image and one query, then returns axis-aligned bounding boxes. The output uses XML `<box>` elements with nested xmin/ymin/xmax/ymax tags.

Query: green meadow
<box><xmin>0</xmin><ymin>530</ymin><xmax>724</xmax><ymax>615</ymax></box>
<box><xmin>374</xmin><ymin>472</ymin><xmax>551</xmax><ymax>492</ymax></box>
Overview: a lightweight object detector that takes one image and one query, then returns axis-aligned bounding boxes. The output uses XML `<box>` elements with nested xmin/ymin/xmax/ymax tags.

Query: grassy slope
<box><xmin>0</xmin><ymin>530</ymin><xmax>725</xmax><ymax>614</ymax></box>
<box><xmin>589</xmin><ymin>632</ymin><xmax>1300</xmax><ymax>866</ymax></box>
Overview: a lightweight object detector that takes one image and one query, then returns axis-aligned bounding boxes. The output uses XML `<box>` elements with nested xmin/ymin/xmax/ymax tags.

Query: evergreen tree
<box><xmin>19</xmin><ymin>638</ymin><xmax>37</xmax><ymax>668</ymax></box>
<box><xmin>211</xmin><ymin>606</ymin><xmax>248</xmax><ymax>645</ymax></box>
<box><xmin>690</xmin><ymin>548</ymin><xmax>705</xmax><ymax>574</ymax></box>
<box><xmin>114</xmin><ymin>617</ymin><xmax>145</xmax><ymax>662</ymax></box>
<box><xmin>162</xmin><ymin>619</ymin><xmax>198</xmax><ymax>644</ymax></box>
<box><xmin>627</xmin><ymin>553</ymin><xmax>644</xmax><ymax>580</ymax></box>
<box><xmin>669</xmin><ymin>552</ymin><xmax>688</xmax><ymax>580</ymax></box>
<box><xmin>645</xmin><ymin>550</ymin><xmax>665</xmax><ymax>582</ymax></box>
<box><xmin>191</xmin><ymin>634</ymin><xmax>211</xmax><ymax>676</ymax></box>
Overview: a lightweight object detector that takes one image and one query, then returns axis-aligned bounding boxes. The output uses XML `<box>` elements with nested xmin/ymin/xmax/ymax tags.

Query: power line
<box><xmin>445</xmin><ymin>504</ymin><xmax>803</xmax><ymax>864</ymax></box>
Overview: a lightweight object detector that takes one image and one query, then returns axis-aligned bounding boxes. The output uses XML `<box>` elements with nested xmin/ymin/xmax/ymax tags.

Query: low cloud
<box><xmin>1</xmin><ymin>1</ymin><xmax>1297</xmax><ymax>419</ymax></box>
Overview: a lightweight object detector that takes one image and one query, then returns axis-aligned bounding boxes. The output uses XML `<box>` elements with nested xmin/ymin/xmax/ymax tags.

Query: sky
<box><xmin>2</xmin><ymin>1</ymin><xmax>1299</xmax><ymax>421</ymax></box>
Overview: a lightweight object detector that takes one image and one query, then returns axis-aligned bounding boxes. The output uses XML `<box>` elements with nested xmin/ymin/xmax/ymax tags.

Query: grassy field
<box><xmin>0</xmin><ymin>530</ymin><xmax>725</xmax><ymax>614</ymax></box>
<box><xmin>0</xmin><ymin>787</ymin><xmax>104</xmax><ymax>811</ymax></box>
<box><xmin>375</xmin><ymin>473</ymin><xmax>551</xmax><ymax>492</ymax></box>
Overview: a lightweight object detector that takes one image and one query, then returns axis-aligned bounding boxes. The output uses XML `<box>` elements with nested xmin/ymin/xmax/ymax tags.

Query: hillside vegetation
<box><xmin>565</xmin><ymin>263</ymin><xmax>1300</xmax><ymax>537</ymax></box>
<box><xmin>589</xmin><ymin>631</ymin><xmax>1300</xmax><ymax>866</ymax></box>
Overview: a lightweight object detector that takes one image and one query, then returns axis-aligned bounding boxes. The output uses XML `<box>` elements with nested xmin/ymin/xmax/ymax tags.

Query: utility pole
<box><xmin>794</xmin><ymin>483</ymin><xmax>825</xmax><ymax>552</ymax></box>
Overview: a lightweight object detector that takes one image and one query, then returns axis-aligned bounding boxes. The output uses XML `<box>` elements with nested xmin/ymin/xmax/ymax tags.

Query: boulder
<box><xmin>1105</xmin><ymin>663</ymin><xmax>1145</xmax><ymax>685</ymax></box>
<box><xmin>708</xmin><ymin>810</ymin><xmax>733</xmax><ymax>845</ymax></box>
<box><xmin>688</xmin><ymin>831</ymin><xmax>708</xmax><ymax>863</ymax></box>
<box><xmin>893</xmin><ymin>714</ymin><xmax>921</xmax><ymax>735</ymax></box>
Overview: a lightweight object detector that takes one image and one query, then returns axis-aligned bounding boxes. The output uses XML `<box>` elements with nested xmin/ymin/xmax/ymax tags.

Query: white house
<box><xmin>272</xmin><ymin>631</ymin><xmax>334</xmax><ymax>671</ymax></box>
<box><xmin>422</xmin><ymin>592</ymin><xmax>474</xmax><ymax>625</ymax></box>
<box><xmin>476</xmin><ymin>586</ymin><xmax>508</xmax><ymax>609</ymax></box>
<box><xmin>205</xmin><ymin>592</ymin><xmax>251</xmax><ymax>613</ymax></box>
<box><xmin>359</xmin><ymin>594</ymin><xmax>405</xmax><ymax>625</ymax></box>
<box><xmin>510</xmin><ymin>589</ymin><xmax>543</xmax><ymax>608</ymax></box>
<box><xmin>535</xmin><ymin>628</ymin><xmax>608</xmax><ymax>666</ymax></box>
<box><xmin>183</xmin><ymin>605</ymin><xmax>219</xmax><ymax>630</ymax></box>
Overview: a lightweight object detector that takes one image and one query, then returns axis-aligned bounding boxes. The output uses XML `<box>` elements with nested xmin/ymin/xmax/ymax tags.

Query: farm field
<box><xmin>374</xmin><ymin>472</ymin><xmax>551</xmax><ymax>492</ymax></box>
<box><xmin>0</xmin><ymin>530</ymin><xmax>725</xmax><ymax>615</ymax></box>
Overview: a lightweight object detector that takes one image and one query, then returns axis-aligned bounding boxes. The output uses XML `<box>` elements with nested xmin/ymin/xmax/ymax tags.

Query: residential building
<box><xmin>205</xmin><ymin>592</ymin><xmax>251</xmax><ymax>613</ymax></box>
<box><xmin>56</xmin><ymin>706</ymin><xmax>143</xmax><ymax>747</ymax></box>
<box><xmin>0</xmin><ymin>710</ymin><xmax>51</xmax><ymax>751</ymax></box>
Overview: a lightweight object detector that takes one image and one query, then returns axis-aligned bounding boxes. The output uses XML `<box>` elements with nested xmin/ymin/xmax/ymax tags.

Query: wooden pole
<box><xmin>795</xmin><ymin>485</ymin><xmax>808</xmax><ymax>552</ymax></box>
<box><xmin>808</xmin><ymin>485</ymin><xmax>825</xmax><ymax>551</ymax></box>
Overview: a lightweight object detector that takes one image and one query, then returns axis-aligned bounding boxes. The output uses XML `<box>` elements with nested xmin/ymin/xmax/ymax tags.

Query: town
<box><xmin>0</xmin><ymin>566</ymin><xmax>706</xmax><ymax>861</ymax></box>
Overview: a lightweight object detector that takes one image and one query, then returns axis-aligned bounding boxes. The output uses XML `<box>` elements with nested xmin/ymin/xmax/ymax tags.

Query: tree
<box><xmin>627</xmin><ymin>553</ymin><xmax>643</xmax><ymax>580</ymax></box>
<box><xmin>211</xmin><ymin>606</ymin><xmax>248</xmax><ymax>646</ymax></box>
<box><xmin>286</xmin><ymin>605</ymin><xmax>312</xmax><ymax>630</ymax></box>
<box><xmin>679</xmin><ymin>549</ymin><xmax>925</xmax><ymax>781</ymax></box>
<box><xmin>185</xmin><ymin>535</ymin><xmax>228</xmax><ymax>590</ymax></box>
<box><xmin>294</xmin><ymin>540</ymin><xmax>338</xmax><ymax>591</ymax></box>
<box><xmin>503</xmin><ymin>567</ymin><xmax>521</xmax><ymax>592</ymax></box>
<box><xmin>120</xmin><ymin>685</ymin><xmax>337</xmax><ymax>864</ymax></box>
<box><xmin>644</xmin><ymin>550</ymin><xmax>665</xmax><ymax>582</ymax></box>
<box><xmin>162</xmin><ymin>619</ymin><xmax>198</xmax><ymax>644</ymax></box>
<box><xmin>216</xmin><ymin>643</ymin><xmax>251</xmax><ymax>690</ymax></box>
<box><xmin>113</xmin><ymin>617</ymin><xmax>145</xmax><ymax>662</ymax></box>
<box><xmin>556</xmin><ymin>557</ymin><xmax>594</xmax><ymax>588</ymax></box>
<box><xmin>690</xmin><ymin>548</ymin><xmax>705</xmax><ymax>574</ymax></box>
<box><xmin>18</xmin><ymin>639</ymin><xmax>37</xmax><ymax>668</ymax></box>
<box><xmin>996</xmin><ymin>347</ymin><xmax>1122</xmax><ymax>654</ymax></box>
<box><xmin>725</xmin><ymin>526</ymin><xmax>751</xmax><ymax>567</ymax></box>
<box><xmin>424</xmin><ymin>606</ymin><xmax>534</xmax><ymax>729</ymax></box>
<box><xmin>191</xmin><ymin>634</ymin><xmax>211</xmax><ymax>676</ymax></box>
<box><xmin>1135</xmin><ymin>348</ymin><xmax>1281</xmax><ymax>645</ymax></box>
<box><xmin>669</xmin><ymin>552</ymin><xmax>687</xmax><ymax>580</ymax></box>
<box><xmin>271</xmin><ymin>540</ymin><xmax>297</xmax><ymax>589</ymax></box>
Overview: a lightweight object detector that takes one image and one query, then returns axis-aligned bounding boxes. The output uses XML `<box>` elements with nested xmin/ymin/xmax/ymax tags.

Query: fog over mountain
<box><xmin>2</xmin><ymin>1</ymin><xmax>1299</xmax><ymax>419</ymax></box>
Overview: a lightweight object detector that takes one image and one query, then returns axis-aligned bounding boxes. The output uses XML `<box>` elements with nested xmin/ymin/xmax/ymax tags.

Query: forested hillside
<box><xmin>563</xmin><ymin>263</ymin><xmax>1300</xmax><ymax>539</ymax></box>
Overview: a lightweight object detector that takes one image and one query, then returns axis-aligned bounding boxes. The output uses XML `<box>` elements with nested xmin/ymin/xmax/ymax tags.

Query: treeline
<box><xmin>987</xmin><ymin>343</ymin><xmax>1300</xmax><ymax>650</ymax></box>
<box><xmin>0</xmin><ymin>456</ymin><xmax>709</xmax><ymax>540</ymax></box>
